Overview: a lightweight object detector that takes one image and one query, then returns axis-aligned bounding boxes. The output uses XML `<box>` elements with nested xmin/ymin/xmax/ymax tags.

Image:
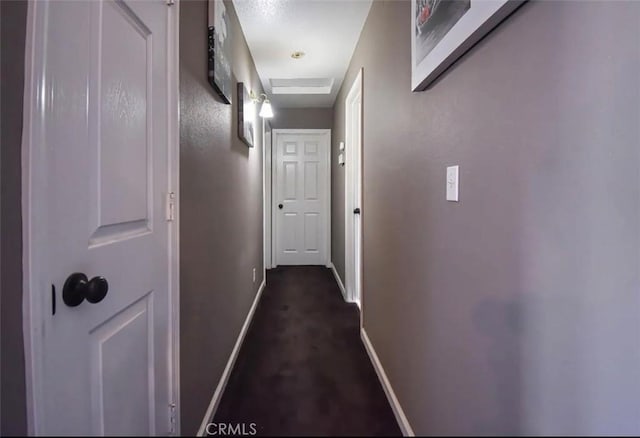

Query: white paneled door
<box><xmin>23</xmin><ymin>0</ymin><xmax>176</xmax><ymax>435</ymax></box>
<box><xmin>273</xmin><ymin>130</ymin><xmax>331</xmax><ymax>266</ymax></box>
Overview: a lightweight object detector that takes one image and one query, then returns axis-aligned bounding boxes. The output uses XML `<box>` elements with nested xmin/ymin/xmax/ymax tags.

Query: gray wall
<box><xmin>270</xmin><ymin>107</ymin><xmax>333</xmax><ymax>130</ymax></box>
<box><xmin>179</xmin><ymin>0</ymin><xmax>264</xmax><ymax>435</ymax></box>
<box><xmin>0</xmin><ymin>1</ymin><xmax>28</xmax><ymax>435</ymax></box>
<box><xmin>332</xmin><ymin>1</ymin><xmax>640</xmax><ymax>435</ymax></box>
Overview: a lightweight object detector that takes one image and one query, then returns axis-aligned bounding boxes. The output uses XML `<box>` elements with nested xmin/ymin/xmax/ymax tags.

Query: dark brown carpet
<box><xmin>212</xmin><ymin>266</ymin><xmax>401</xmax><ymax>436</ymax></box>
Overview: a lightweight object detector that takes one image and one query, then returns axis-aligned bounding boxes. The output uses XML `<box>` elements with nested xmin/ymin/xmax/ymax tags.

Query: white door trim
<box><xmin>262</xmin><ymin>118</ymin><xmax>267</xmax><ymax>272</ymax></box>
<box><xmin>20</xmin><ymin>1</ymin><xmax>181</xmax><ymax>434</ymax></box>
<box><xmin>269</xmin><ymin>128</ymin><xmax>276</xmax><ymax>269</ymax></box>
<box><xmin>345</xmin><ymin>68</ymin><xmax>363</xmax><ymax>308</ymax></box>
<box><xmin>21</xmin><ymin>4</ymin><xmax>41</xmax><ymax>432</ymax></box>
<box><xmin>167</xmin><ymin>1</ymin><xmax>181</xmax><ymax>434</ymax></box>
<box><xmin>263</xmin><ymin>121</ymin><xmax>274</xmax><ymax>269</ymax></box>
<box><xmin>272</xmin><ymin>129</ymin><xmax>331</xmax><ymax>267</ymax></box>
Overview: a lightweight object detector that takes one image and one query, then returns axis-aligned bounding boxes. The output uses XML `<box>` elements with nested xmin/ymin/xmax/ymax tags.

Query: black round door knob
<box><xmin>86</xmin><ymin>276</ymin><xmax>109</xmax><ymax>304</ymax></box>
<box><xmin>62</xmin><ymin>273</ymin><xmax>87</xmax><ymax>307</ymax></box>
<box><xmin>278</xmin><ymin>203</ymin><xmax>283</xmax><ymax>209</ymax></box>
<box><xmin>62</xmin><ymin>272</ymin><xmax>109</xmax><ymax>307</ymax></box>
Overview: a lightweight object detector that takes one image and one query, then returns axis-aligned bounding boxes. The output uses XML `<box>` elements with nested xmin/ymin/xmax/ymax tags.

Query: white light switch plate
<box><xmin>446</xmin><ymin>165</ymin><xmax>459</xmax><ymax>202</ymax></box>
<box><xmin>338</xmin><ymin>153</ymin><xmax>344</xmax><ymax>166</ymax></box>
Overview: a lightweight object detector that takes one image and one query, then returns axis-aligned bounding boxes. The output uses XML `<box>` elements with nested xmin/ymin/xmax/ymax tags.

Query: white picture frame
<box><xmin>411</xmin><ymin>0</ymin><xmax>524</xmax><ymax>91</ymax></box>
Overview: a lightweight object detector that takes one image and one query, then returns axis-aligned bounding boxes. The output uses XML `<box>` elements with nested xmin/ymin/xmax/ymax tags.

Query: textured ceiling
<box><xmin>233</xmin><ymin>0</ymin><xmax>373</xmax><ymax>109</ymax></box>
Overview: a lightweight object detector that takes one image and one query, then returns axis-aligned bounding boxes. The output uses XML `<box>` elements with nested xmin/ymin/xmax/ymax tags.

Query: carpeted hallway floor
<box><xmin>213</xmin><ymin>266</ymin><xmax>401</xmax><ymax>436</ymax></box>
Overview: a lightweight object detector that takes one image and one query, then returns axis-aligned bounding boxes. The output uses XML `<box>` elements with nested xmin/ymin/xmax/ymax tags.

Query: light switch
<box><xmin>446</xmin><ymin>165</ymin><xmax>459</xmax><ymax>202</ymax></box>
<box><xmin>339</xmin><ymin>141</ymin><xmax>345</xmax><ymax>151</ymax></box>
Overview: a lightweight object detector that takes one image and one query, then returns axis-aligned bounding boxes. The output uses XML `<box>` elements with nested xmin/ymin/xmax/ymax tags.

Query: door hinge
<box><xmin>169</xmin><ymin>402</ymin><xmax>177</xmax><ymax>435</ymax></box>
<box><xmin>166</xmin><ymin>192</ymin><xmax>176</xmax><ymax>222</ymax></box>
<box><xmin>166</xmin><ymin>0</ymin><xmax>175</xmax><ymax>6</ymax></box>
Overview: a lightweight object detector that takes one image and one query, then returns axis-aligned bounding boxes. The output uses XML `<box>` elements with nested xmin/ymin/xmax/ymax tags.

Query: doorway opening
<box><xmin>345</xmin><ymin>69</ymin><xmax>363</xmax><ymax>308</ymax></box>
<box><xmin>270</xmin><ymin>129</ymin><xmax>332</xmax><ymax>267</ymax></box>
<box><xmin>21</xmin><ymin>1</ymin><xmax>180</xmax><ymax>434</ymax></box>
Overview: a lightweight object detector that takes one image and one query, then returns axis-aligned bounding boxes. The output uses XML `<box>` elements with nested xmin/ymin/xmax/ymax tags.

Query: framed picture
<box><xmin>208</xmin><ymin>0</ymin><xmax>232</xmax><ymax>103</ymax></box>
<box><xmin>237</xmin><ymin>82</ymin><xmax>255</xmax><ymax>147</ymax></box>
<box><xmin>411</xmin><ymin>0</ymin><xmax>524</xmax><ymax>91</ymax></box>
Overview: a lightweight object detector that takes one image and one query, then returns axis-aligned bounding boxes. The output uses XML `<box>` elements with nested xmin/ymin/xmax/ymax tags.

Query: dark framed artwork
<box><xmin>237</xmin><ymin>82</ymin><xmax>255</xmax><ymax>147</ymax></box>
<box><xmin>208</xmin><ymin>0</ymin><xmax>232</xmax><ymax>103</ymax></box>
<box><xmin>411</xmin><ymin>0</ymin><xmax>524</xmax><ymax>91</ymax></box>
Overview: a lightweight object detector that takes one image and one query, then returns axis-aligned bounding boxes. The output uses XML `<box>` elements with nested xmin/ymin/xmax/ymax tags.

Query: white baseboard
<box><xmin>196</xmin><ymin>279</ymin><xmax>267</xmax><ymax>436</ymax></box>
<box><xmin>361</xmin><ymin>328</ymin><xmax>415</xmax><ymax>436</ymax></box>
<box><xmin>329</xmin><ymin>262</ymin><xmax>347</xmax><ymax>301</ymax></box>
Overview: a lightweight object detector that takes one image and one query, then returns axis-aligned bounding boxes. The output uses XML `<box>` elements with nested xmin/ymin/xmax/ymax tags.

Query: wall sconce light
<box><xmin>250</xmin><ymin>91</ymin><xmax>274</xmax><ymax>118</ymax></box>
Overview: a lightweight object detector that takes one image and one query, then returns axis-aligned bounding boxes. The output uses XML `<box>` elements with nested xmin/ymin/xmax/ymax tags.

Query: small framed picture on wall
<box><xmin>237</xmin><ymin>82</ymin><xmax>255</xmax><ymax>147</ymax></box>
<box><xmin>208</xmin><ymin>0</ymin><xmax>233</xmax><ymax>103</ymax></box>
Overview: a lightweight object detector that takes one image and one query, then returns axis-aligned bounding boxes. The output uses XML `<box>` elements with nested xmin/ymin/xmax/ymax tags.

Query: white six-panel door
<box><xmin>273</xmin><ymin>130</ymin><xmax>331</xmax><ymax>266</ymax></box>
<box><xmin>23</xmin><ymin>0</ymin><xmax>175</xmax><ymax>435</ymax></box>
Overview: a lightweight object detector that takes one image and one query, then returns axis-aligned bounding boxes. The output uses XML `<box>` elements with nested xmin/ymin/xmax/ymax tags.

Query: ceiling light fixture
<box><xmin>250</xmin><ymin>91</ymin><xmax>274</xmax><ymax>119</ymax></box>
<box><xmin>290</xmin><ymin>51</ymin><xmax>305</xmax><ymax>59</ymax></box>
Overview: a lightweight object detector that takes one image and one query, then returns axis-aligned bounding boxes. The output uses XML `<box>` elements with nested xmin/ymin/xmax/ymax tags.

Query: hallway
<box><xmin>3</xmin><ymin>0</ymin><xmax>640</xmax><ymax>435</ymax></box>
<box><xmin>213</xmin><ymin>267</ymin><xmax>400</xmax><ymax>436</ymax></box>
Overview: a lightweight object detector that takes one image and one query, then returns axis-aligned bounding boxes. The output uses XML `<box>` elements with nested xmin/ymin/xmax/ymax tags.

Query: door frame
<box><xmin>263</xmin><ymin>121</ymin><xmax>273</xmax><ymax>269</ymax></box>
<box><xmin>20</xmin><ymin>1</ymin><xmax>181</xmax><ymax>434</ymax></box>
<box><xmin>345</xmin><ymin>69</ymin><xmax>363</xmax><ymax>308</ymax></box>
<box><xmin>271</xmin><ymin>129</ymin><xmax>332</xmax><ymax>268</ymax></box>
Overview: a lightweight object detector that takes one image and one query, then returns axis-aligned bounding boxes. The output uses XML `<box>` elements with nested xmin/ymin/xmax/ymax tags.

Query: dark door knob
<box><xmin>62</xmin><ymin>273</ymin><xmax>109</xmax><ymax>307</ymax></box>
<box><xmin>278</xmin><ymin>203</ymin><xmax>283</xmax><ymax>209</ymax></box>
<box><xmin>86</xmin><ymin>276</ymin><xmax>109</xmax><ymax>303</ymax></box>
<box><xmin>354</xmin><ymin>208</ymin><xmax>361</xmax><ymax>214</ymax></box>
